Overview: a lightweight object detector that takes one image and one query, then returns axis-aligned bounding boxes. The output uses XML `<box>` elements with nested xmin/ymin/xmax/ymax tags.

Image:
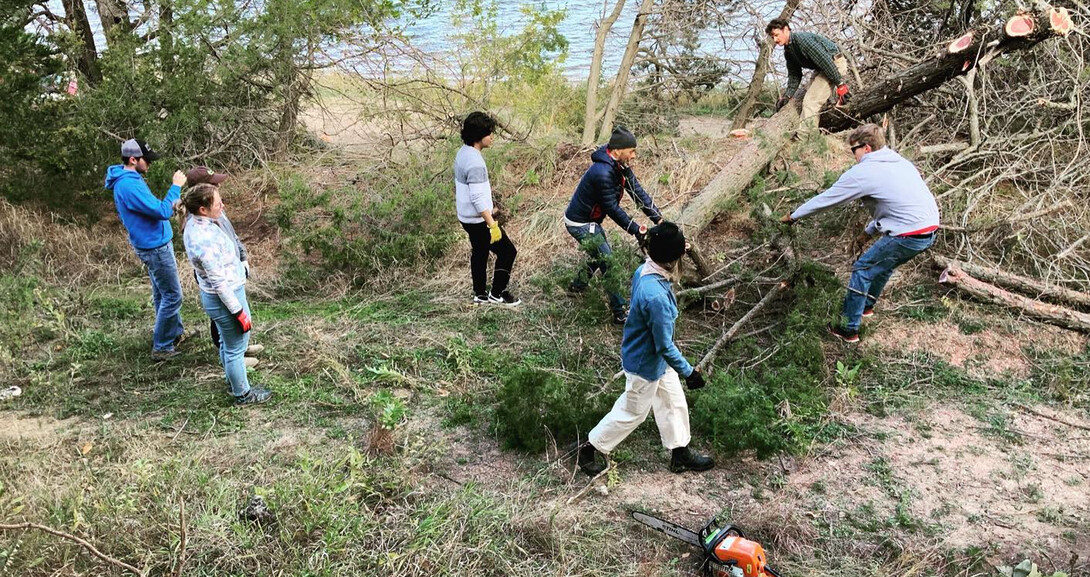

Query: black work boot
<box><xmin>578</xmin><ymin>443</ymin><xmax>607</xmax><ymax>477</ymax></box>
<box><xmin>669</xmin><ymin>445</ymin><xmax>715</xmax><ymax>473</ymax></box>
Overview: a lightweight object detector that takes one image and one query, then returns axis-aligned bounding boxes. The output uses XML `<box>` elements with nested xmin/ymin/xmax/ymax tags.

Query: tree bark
<box><xmin>671</xmin><ymin>104</ymin><xmax>800</xmax><ymax>235</ymax></box>
<box><xmin>730</xmin><ymin>0</ymin><xmax>802</xmax><ymax>131</ymax></box>
<box><xmin>933</xmin><ymin>255</ymin><xmax>1090</xmax><ymax>309</ymax></box>
<box><xmin>582</xmin><ymin>0</ymin><xmax>627</xmax><ymax>146</ymax></box>
<box><xmin>938</xmin><ymin>263</ymin><xmax>1090</xmax><ymax>333</ymax></box>
<box><xmin>820</xmin><ymin>3</ymin><xmax>1072</xmax><ymax>133</ymax></box>
<box><xmin>597</xmin><ymin>0</ymin><xmax>654</xmax><ymax>140</ymax></box>
<box><xmin>94</xmin><ymin>0</ymin><xmax>131</xmax><ymax>45</ymax></box>
<box><xmin>61</xmin><ymin>0</ymin><xmax>101</xmax><ymax>83</ymax></box>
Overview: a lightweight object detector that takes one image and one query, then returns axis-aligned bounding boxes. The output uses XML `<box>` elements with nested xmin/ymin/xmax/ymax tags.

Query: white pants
<box><xmin>588</xmin><ymin>367</ymin><xmax>691</xmax><ymax>453</ymax></box>
<box><xmin>800</xmin><ymin>55</ymin><xmax>849</xmax><ymax>133</ymax></box>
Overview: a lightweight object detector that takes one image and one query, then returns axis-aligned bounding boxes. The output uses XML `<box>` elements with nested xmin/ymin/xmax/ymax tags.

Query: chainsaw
<box><xmin>632</xmin><ymin>511</ymin><xmax>783</xmax><ymax>577</ymax></box>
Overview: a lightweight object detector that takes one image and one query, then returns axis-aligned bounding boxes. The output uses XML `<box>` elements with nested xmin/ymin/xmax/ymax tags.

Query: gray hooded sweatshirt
<box><xmin>791</xmin><ymin>147</ymin><xmax>940</xmax><ymax>236</ymax></box>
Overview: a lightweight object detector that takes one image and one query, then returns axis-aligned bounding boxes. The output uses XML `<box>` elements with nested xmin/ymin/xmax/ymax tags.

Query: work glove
<box><xmin>779</xmin><ymin>213</ymin><xmax>796</xmax><ymax>225</ymax></box>
<box><xmin>776</xmin><ymin>96</ymin><xmax>791</xmax><ymax>111</ymax></box>
<box><xmin>835</xmin><ymin>84</ymin><xmax>851</xmax><ymax>106</ymax></box>
<box><xmin>685</xmin><ymin>367</ymin><xmax>706</xmax><ymax>390</ymax></box>
<box><xmin>634</xmin><ymin>224</ymin><xmax>649</xmax><ymax>248</ymax></box>
<box><xmin>488</xmin><ymin>222</ymin><xmax>502</xmax><ymax>244</ymax></box>
<box><xmin>235</xmin><ymin>309</ymin><xmax>252</xmax><ymax>333</ymax></box>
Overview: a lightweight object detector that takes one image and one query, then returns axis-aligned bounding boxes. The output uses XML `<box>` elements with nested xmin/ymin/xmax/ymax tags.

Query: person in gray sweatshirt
<box><xmin>780</xmin><ymin>123</ymin><xmax>940</xmax><ymax>342</ymax></box>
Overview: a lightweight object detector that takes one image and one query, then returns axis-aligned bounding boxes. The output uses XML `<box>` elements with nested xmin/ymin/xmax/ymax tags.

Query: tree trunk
<box><xmin>597</xmin><ymin>0</ymin><xmax>654</xmax><ymax>141</ymax></box>
<box><xmin>820</xmin><ymin>3</ymin><xmax>1073</xmax><ymax>133</ymax></box>
<box><xmin>938</xmin><ymin>263</ymin><xmax>1090</xmax><ymax>333</ymax></box>
<box><xmin>61</xmin><ymin>0</ymin><xmax>101</xmax><ymax>83</ymax></box>
<box><xmin>933</xmin><ymin>255</ymin><xmax>1090</xmax><ymax>309</ymax></box>
<box><xmin>159</xmin><ymin>0</ymin><xmax>174</xmax><ymax>72</ymax></box>
<box><xmin>582</xmin><ymin>0</ymin><xmax>627</xmax><ymax>146</ymax></box>
<box><xmin>671</xmin><ymin>105</ymin><xmax>800</xmax><ymax>235</ymax></box>
<box><xmin>730</xmin><ymin>0</ymin><xmax>802</xmax><ymax>131</ymax></box>
<box><xmin>94</xmin><ymin>0</ymin><xmax>131</xmax><ymax>45</ymax></box>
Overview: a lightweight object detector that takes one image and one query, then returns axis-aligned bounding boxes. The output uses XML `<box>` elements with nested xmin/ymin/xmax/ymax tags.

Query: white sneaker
<box><xmin>487</xmin><ymin>290</ymin><xmax>522</xmax><ymax>306</ymax></box>
<box><xmin>246</xmin><ymin>344</ymin><xmax>265</xmax><ymax>355</ymax></box>
<box><xmin>244</xmin><ymin>357</ymin><xmax>260</xmax><ymax>368</ymax></box>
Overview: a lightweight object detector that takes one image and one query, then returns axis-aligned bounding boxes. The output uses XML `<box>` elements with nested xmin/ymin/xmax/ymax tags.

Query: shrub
<box><xmin>493</xmin><ymin>367</ymin><xmax>613</xmax><ymax>453</ymax></box>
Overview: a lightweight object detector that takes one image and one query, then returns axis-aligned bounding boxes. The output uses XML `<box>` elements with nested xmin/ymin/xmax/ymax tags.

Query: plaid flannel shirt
<box><xmin>784</xmin><ymin>31</ymin><xmax>843</xmax><ymax>98</ymax></box>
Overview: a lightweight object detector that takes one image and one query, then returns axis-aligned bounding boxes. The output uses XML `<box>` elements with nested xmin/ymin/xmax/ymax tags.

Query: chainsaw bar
<box><xmin>631</xmin><ymin>511</ymin><xmax>702</xmax><ymax>548</ymax></box>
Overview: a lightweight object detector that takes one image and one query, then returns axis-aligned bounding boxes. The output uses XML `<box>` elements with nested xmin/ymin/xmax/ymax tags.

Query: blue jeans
<box><xmin>843</xmin><ymin>233</ymin><xmax>935</xmax><ymax>331</ymax></box>
<box><xmin>566</xmin><ymin>223</ymin><xmax>626</xmax><ymax>315</ymax></box>
<box><xmin>133</xmin><ymin>243</ymin><xmax>184</xmax><ymax>352</ymax></box>
<box><xmin>200</xmin><ymin>287</ymin><xmax>252</xmax><ymax>398</ymax></box>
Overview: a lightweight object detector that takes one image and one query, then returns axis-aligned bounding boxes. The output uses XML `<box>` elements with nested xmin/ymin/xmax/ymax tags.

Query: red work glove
<box><xmin>235</xmin><ymin>309</ymin><xmax>252</xmax><ymax>333</ymax></box>
<box><xmin>835</xmin><ymin>84</ymin><xmax>851</xmax><ymax>106</ymax></box>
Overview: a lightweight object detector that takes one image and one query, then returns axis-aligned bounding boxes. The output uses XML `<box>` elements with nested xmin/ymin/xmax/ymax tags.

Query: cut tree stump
<box><xmin>933</xmin><ymin>255</ymin><xmax>1090</xmax><ymax>309</ymax></box>
<box><xmin>821</xmin><ymin>3</ymin><xmax>1073</xmax><ymax>133</ymax></box>
<box><xmin>938</xmin><ymin>263</ymin><xmax>1090</xmax><ymax>333</ymax></box>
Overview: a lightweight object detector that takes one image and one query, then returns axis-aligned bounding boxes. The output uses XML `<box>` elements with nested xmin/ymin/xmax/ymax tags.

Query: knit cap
<box><xmin>647</xmin><ymin>221</ymin><xmax>686</xmax><ymax>264</ymax></box>
<box><xmin>607</xmin><ymin>126</ymin><xmax>637</xmax><ymax>150</ymax></box>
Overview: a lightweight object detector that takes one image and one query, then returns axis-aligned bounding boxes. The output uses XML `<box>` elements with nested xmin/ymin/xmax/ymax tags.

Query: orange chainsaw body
<box><xmin>709</xmin><ymin>535</ymin><xmax>771</xmax><ymax>577</ymax></box>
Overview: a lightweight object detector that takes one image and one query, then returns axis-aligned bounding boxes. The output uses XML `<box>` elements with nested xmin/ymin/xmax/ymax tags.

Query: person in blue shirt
<box><xmin>578</xmin><ymin>221</ymin><xmax>714</xmax><ymax>476</ymax></box>
<box><xmin>105</xmin><ymin>139</ymin><xmax>192</xmax><ymax>361</ymax></box>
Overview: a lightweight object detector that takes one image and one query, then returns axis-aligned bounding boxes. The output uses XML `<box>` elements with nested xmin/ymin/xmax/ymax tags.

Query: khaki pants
<box><xmin>800</xmin><ymin>55</ymin><xmax>849</xmax><ymax>133</ymax></box>
<box><xmin>588</xmin><ymin>367</ymin><xmax>691</xmax><ymax>453</ymax></box>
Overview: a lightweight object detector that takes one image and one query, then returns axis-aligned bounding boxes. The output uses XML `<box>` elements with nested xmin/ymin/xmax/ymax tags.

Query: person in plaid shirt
<box><xmin>766</xmin><ymin>18</ymin><xmax>851</xmax><ymax>134</ymax></box>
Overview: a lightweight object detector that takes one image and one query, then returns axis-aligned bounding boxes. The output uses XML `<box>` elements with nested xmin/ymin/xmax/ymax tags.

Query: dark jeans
<box><xmin>461</xmin><ymin>221</ymin><xmax>517</xmax><ymax>297</ymax></box>
<box><xmin>843</xmin><ymin>233</ymin><xmax>935</xmax><ymax>331</ymax></box>
<box><xmin>133</xmin><ymin>242</ymin><xmax>184</xmax><ymax>352</ymax></box>
<box><xmin>566</xmin><ymin>223</ymin><xmax>626</xmax><ymax>315</ymax></box>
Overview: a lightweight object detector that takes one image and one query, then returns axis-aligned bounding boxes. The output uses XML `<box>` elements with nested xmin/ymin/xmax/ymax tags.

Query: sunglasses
<box><xmin>850</xmin><ymin>143</ymin><xmax>868</xmax><ymax>153</ymax></box>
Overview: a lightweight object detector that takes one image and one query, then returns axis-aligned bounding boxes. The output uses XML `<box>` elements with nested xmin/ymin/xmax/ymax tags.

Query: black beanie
<box><xmin>607</xmin><ymin>126</ymin><xmax>637</xmax><ymax>150</ymax></box>
<box><xmin>647</xmin><ymin>221</ymin><xmax>686</xmax><ymax>264</ymax></box>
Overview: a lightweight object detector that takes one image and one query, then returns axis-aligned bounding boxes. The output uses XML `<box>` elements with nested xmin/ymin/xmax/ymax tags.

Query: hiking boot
<box><xmin>173</xmin><ymin>328</ymin><xmax>200</xmax><ymax>349</ymax></box>
<box><xmin>566</xmin><ymin>281</ymin><xmax>587</xmax><ymax>296</ymax></box>
<box><xmin>611</xmin><ymin>310</ymin><xmax>628</xmax><ymax>326</ymax></box>
<box><xmin>862</xmin><ymin>306</ymin><xmax>875</xmax><ymax>318</ymax></box>
<box><xmin>244</xmin><ymin>357</ymin><xmax>260</xmax><ymax>369</ymax></box>
<box><xmin>488</xmin><ymin>290</ymin><xmax>522</xmax><ymax>306</ymax></box>
<box><xmin>245</xmin><ymin>344</ymin><xmax>265</xmax><ymax>355</ymax></box>
<box><xmin>150</xmin><ymin>349</ymin><xmax>181</xmax><ymax>362</ymax></box>
<box><xmin>578</xmin><ymin>443</ymin><xmax>607</xmax><ymax>477</ymax></box>
<box><xmin>669</xmin><ymin>446</ymin><xmax>715</xmax><ymax>473</ymax></box>
<box><xmin>828</xmin><ymin>323</ymin><xmax>861</xmax><ymax>343</ymax></box>
<box><xmin>472</xmin><ymin>294</ymin><xmax>490</xmax><ymax>304</ymax></box>
<box><xmin>235</xmin><ymin>387</ymin><xmax>272</xmax><ymax>405</ymax></box>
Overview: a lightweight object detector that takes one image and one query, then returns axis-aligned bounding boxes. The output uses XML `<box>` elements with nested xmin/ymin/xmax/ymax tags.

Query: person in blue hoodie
<box><xmin>578</xmin><ymin>221</ymin><xmax>715</xmax><ymax>477</ymax></box>
<box><xmin>564</xmin><ymin>127</ymin><xmax>663</xmax><ymax>325</ymax></box>
<box><xmin>780</xmin><ymin>123</ymin><xmax>940</xmax><ymax>343</ymax></box>
<box><xmin>105</xmin><ymin>139</ymin><xmax>191</xmax><ymax>361</ymax></box>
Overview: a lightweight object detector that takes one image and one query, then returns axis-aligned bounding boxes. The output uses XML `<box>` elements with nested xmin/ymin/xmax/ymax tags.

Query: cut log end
<box><xmin>1005</xmin><ymin>14</ymin><xmax>1036</xmax><ymax>37</ymax></box>
<box><xmin>948</xmin><ymin>31</ymin><xmax>974</xmax><ymax>53</ymax></box>
<box><xmin>1050</xmin><ymin>7</ymin><xmax>1072</xmax><ymax>36</ymax></box>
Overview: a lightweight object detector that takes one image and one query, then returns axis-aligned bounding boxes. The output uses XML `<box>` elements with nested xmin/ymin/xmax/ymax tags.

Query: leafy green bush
<box><xmin>273</xmin><ymin>158</ymin><xmax>457</xmax><ymax>280</ymax></box>
<box><xmin>493</xmin><ymin>367</ymin><xmax>613</xmax><ymax>453</ymax></box>
<box><xmin>693</xmin><ymin>261</ymin><xmax>840</xmax><ymax>458</ymax></box>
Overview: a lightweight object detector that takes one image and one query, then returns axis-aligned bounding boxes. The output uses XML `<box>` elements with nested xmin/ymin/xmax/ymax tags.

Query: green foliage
<box><xmin>835</xmin><ymin>360</ymin><xmax>862</xmax><ymax>387</ymax></box>
<box><xmin>693</xmin><ymin>261</ymin><xmax>841</xmax><ymax>457</ymax></box>
<box><xmin>492</xmin><ymin>367</ymin><xmax>612</xmax><ymax>453</ymax></box>
<box><xmin>273</xmin><ymin>160</ymin><xmax>457</xmax><ymax>280</ymax></box>
<box><xmin>370</xmin><ymin>390</ymin><xmax>408</xmax><ymax>430</ymax></box>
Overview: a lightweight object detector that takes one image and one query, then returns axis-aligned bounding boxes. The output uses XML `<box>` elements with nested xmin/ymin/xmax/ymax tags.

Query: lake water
<box><xmin>397</xmin><ymin>0</ymin><xmax>769</xmax><ymax>80</ymax></box>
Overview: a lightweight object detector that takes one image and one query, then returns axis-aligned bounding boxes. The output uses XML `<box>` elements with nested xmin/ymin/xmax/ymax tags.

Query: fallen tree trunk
<box><xmin>672</xmin><ymin>105</ymin><xmax>800</xmax><ymax>234</ymax></box>
<box><xmin>933</xmin><ymin>255</ymin><xmax>1090</xmax><ymax>309</ymax></box>
<box><xmin>820</xmin><ymin>4</ymin><xmax>1073</xmax><ymax>133</ymax></box>
<box><xmin>938</xmin><ymin>263</ymin><xmax>1090</xmax><ymax>333</ymax></box>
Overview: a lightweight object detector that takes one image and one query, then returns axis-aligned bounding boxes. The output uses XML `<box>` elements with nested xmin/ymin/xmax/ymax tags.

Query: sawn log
<box><xmin>938</xmin><ymin>263</ymin><xmax>1090</xmax><ymax>333</ymax></box>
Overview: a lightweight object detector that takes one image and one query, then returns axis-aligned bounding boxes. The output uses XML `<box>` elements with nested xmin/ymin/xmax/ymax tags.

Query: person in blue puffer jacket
<box><xmin>564</xmin><ymin>127</ymin><xmax>663</xmax><ymax>325</ymax></box>
<box><xmin>578</xmin><ymin>221</ymin><xmax>715</xmax><ymax>477</ymax></box>
<box><xmin>105</xmin><ymin>139</ymin><xmax>194</xmax><ymax>361</ymax></box>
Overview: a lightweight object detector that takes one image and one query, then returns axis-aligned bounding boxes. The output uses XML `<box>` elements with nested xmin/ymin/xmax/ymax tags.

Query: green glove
<box><xmin>488</xmin><ymin>222</ymin><xmax>502</xmax><ymax>244</ymax></box>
